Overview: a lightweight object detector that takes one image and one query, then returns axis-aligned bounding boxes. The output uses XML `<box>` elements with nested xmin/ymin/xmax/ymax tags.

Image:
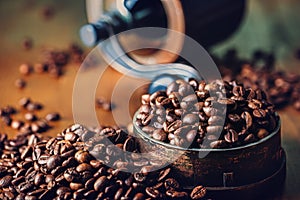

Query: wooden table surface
<box><xmin>0</xmin><ymin>0</ymin><xmax>300</xmax><ymax>199</ymax></box>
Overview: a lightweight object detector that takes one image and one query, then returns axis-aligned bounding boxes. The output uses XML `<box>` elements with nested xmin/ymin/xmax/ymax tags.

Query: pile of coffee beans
<box><xmin>135</xmin><ymin>79</ymin><xmax>279</xmax><ymax>149</ymax></box>
<box><xmin>0</xmin><ymin>97</ymin><xmax>60</xmax><ymax>135</ymax></box>
<box><xmin>0</xmin><ymin>124</ymin><xmax>207</xmax><ymax>200</ymax></box>
<box><xmin>16</xmin><ymin>43</ymin><xmax>84</xmax><ymax>83</ymax></box>
<box><xmin>215</xmin><ymin>49</ymin><xmax>300</xmax><ymax>110</ymax></box>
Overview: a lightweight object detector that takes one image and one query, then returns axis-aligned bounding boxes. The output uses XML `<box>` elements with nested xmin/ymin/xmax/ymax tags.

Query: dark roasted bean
<box><xmin>70</xmin><ymin>182</ymin><xmax>83</xmax><ymax>190</ymax></box>
<box><xmin>257</xmin><ymin>128</ymin><xmax>269</xmax><ymax>139</ymax></box>
<box><xmin>46</xmin><ymin>155</ymin><xmax>62</xmax><ymax>170</ymax></box>
<box><xmin>224</xmin><ymin>129</ymin><xmax>238</xmax><ymax>143</ymax></box>
<box><xmin>146</xmin><ymin>187</ymin><xmax>161</xmax><ymax>198</ymax></box>
<box><xmin>94</xmin><ymin>176</ymin><xmax>107</xmax><ymax>191</ymax></box>
<box><xmin>164</xmin><ymin>178</ymin><xmax>180</xmax><ymax>190</ymax></box>
<box><xmin>0</xmin><ymin>175</ymin><xmax>13</xmax><ymax>187</ymax></box>
<box><xmin>190</xmin><ymin>185</ymin><xmax>207</xmax><ymax>199</ymax></box>
<box><xmin>45</xmin><ymin>112</ymin><xmax>61</xmax><ymax>121</ymax></box>
<box><xmin>166</xmin><ymin>190</ymin><xmax>188</xmax><ymax>198</ymax></box>
<box><xmin>133</xmin><ymin>193</ymin><xmax>145</xmax><ymax>200</ymax></box>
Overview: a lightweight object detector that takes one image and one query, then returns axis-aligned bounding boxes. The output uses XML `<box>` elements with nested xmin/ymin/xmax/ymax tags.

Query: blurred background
<box><xmin>0</xmin><ymin>0</ymin><xmax>300</xmax><ymax>199</ymax></box>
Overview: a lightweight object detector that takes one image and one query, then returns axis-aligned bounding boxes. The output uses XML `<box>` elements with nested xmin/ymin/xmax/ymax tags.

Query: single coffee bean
<box><xmin>253</xmin><ymin>109</ymin><xmax>266</xmax><ymax>118</ymax></box>
<box><xmin>224</xmin><ymin>129</ymin><xmax>238</xmax><ymax>143</ymax></box>
<box><xmin>94</xmin><ymin>176</ymin><xmax>107</xmax><ymax>191</ymax></box>
<box><xmin>24</xmin><ymin>113</ymin><xmax>37</xmax><ymax>122</ymax></box>
<box><xmin>190</xmin><ymin>185</ymin><xmax>207</xmax><ymax>199</ymax></box>
<box><xmin>206</xmin><ymin>126</ymin><xmax>223</xmax><ymax>135</ymax></box>
<box><xmin>228</xmin><ymin>114</ymin><xmax>241</xmax><ymax>123</ymax></box>
<box><xmin>45</xmin><ymin>112</ymin><xmax>61</xmax><ymax>121</ymax></box>
<box><xmin>12</xmin><ymin>176</ymin><xmax>25</xmax><ymax>186</ymax></box>
<box><xmin>0</xmin><ymin>175</ymin><xmax>13</xmax><ymax>187</ymax></box>
<box><xmin>134</xmin><ymin>172</ymin><xmax>146</xmax><ymax>182</ymax></box>
<box><xmin>210</xmin><ymin>140</ymin><xmax>227</xmax><ymax>148</ymax></box>
<box><xmin>164</xmin><ymin>178</ymin><xmax>180</xmax><ymax>190</ymax></box>
<box><xmin>152</xmin><ymin>129</ymin><xmax>167</xmax><ymax>141</ymax></box>
<box><xmin>19</xmin><ymin>97</ymin><xmax>31</xmax><ymax>108</ymax></box>
<box><xmin>56</xmin><ymin>186</ymin><xmax>71</xmax><ymax>196</ymax></box>
<box><xmin>11</xmin><ymin>120</ymin><xmax>24</xmax><ymax>130</ymax></box>
<box><xmin>75</xmin><ymin>150</ymin><xmax>91</xmax><ymax>163</ymax></box>
<box><xmin>123</xmin><ymin>137</ymin><xmax>136</xmax><ymax>152</ymax></box>
<box><xmin>208</xmin><ymin>115</ymin><xmax>224</xmax><ymax>125</ymax></box>
<box><xmin>34</xmin><ymin>173</ymin><xmax>44</xmax><ymax>186</ymax></box>
<box><xmin>76</xmin><ymin>163</ymin><xmax>92</xmax><ymax>173</ymax></box>
<box><xmin>19</xmin><ymin>63</ymin><xmax>32</xmax><ymax>75</ymax></box>
<box><xmin>133</xmin><ymin>193</ymin><xmax>145</xmax><ymax>200</ymax></box>
<box><xmin>166</xmin><ymin>190</ymin><xmax>188</xmax><ymax>198</ymax></box>
<box><xmin>166</xmin><ymin>81</ymin><xmax>179</xmax><ymax>96</ymax></box>
<box><xmin>46</xmin><ymin>155</ymin><xmax>62</xmax><ymax>170</ymax></box>
<box><xmin>257</xmin><ymin>128</ymin><xmax>269</xmax><ymax>139</ymax></box>
<box><xmin>244</xmin><ymin>133</ymin><xmax>256</xmax><ymax>143</ymax></box>
<box><xmin>28</xmin><ymin>188</ymin><xmax>46</xmax><ymax>197</ymax></box>
<box><xmin>186</xmin><ymin>130</ymin><xmax>197</xmax><ymax>143</ymax></box>
<box><xmin>15</xmin><ymin>78</ymin><xmax>27</xmax><ymax>89</ymax></box>
<box><xmin>146</xmin><ymin>187</ymin><xmax>161</xmax><ymax>198</ymax></box>
<box><xmin>70</xmin><ymin>182</ymin><xmax>83</xmax><ymax>190</ymax></box>
<box><xmin>182</xmin><ymin>114</ymin><xmax>199</xmax><ymax>125</ymax></box>
<box><xmin>241</xmin><ymin>111</ymin><xmax>252</xmax><ymax>129</ymax></box>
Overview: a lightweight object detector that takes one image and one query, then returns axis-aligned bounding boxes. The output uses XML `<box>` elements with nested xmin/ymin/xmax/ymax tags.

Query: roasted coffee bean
<box><xmin>134</xmin><ymin>172</ymin><xmax>146</xmax><ymax>182</ymax></box>
<box><xmin>133</xmin><ymin>193</ymin><xmax>145</xmax><ymax>200</ymax></box>
<box><xmin>46</xmin><ymin>155</ymin><xmax>62</xmax><ymax>170</ymax></box>
<box><xmin>210</xmin><ymin>140</ymin><xmax>227</xmax><ymax>148</ymax></box>
<box><xmin>34</xmin><ymin>173</ymin><xmax>44</xmax><ymax>186</ymax></box>
<box><xmin>166</xmin><ymin>190</ymin><xmax>188</xmax><ymax>198</ymax></box>
<box><xmin>19</xmin><ymin>182</ymin><xmax>34</xmax><ymax>193</ymax></box>
<box><xmin>208</xmin><ymin>115</ymin><xmax>224</xmax><ymax>125</ymax></box>
<box><xmin>228</xmin><ymin>114</ymin><xmax>241</xmax><ymax>123</ymax></box>
<box><xmin>190</xmin><ymin>185</ymin><xmax>207</xmax><ymax>199</ymax></box>
<box><xmin>146</xmin><ymin>187</ymin><xmax>161</xmax><ymax>198</ymax></box>
<box><xmin>56</xmin><ymin>186</ymin><xmax>71</xmax><ymax>196</ymax></box>
<box><xmin>0</xmin><ymin>175</ymin><xmax>13</xmax><ymax>187</ymax></box>
<box><xmin>28</xmin><ymin>188</ymin><xmax>46</xmax><ymax>197</ymax></box>
<box><xmin>15</xmin><ymin>78</ymin><xmax>27</xmax><ymax>89</ymax></box>
<box><xmin>152</xmin><ymin>129</ymin><xmax>167</xmax><ymax>141</ymax></box>
<box><xmin>253</xmin><ymin>109</ymin><xmax>266</xmax><ymax>118</ymax></box>
<box><xmin>75</xmin><ymin>150</ymin><xmax>91</xmax><ymax>163</ymax></box>
<box><xmin>257</xmin><ymin>128</ymin><xmax>269</xmax><ymax>139</ymax></box>
<box><xmin>96</xmin><ymin>97</ymin><xmax>112</xmax><ymax>111</ymax></box>
<box><xmin>166</xmin><ymin>81</ymin><xmax>179</xmax><ymax>96</ymax></box>
<box><xmin>157</xmin><ymin>167</ymin><xmax>171</xmax><ymax>182</ymax></box>
<box><xmin>76</xmin><ymin>163</ymin><xmax>92</xmax><ymax>173</ymax></box>
<box><xmin>70</xmin><ymin>182</ymin><xmax>83</xmax><ymax>190</ymax></box>
<box><xmin>242</xmin><ymin>111</ymin><xmax>252</xmax><ymax>129</ymax></box>
<box><xmin>94</xmin><ymin>176</ymin><xmax>108</xmax><ymax>191</ymax></box>
<box><xmin>123</xmin><ymin>137</ymin><xmax>136</xmax><ymax>152</ymax></box>
<box><xmin>206</xmin><ymin>125</ymin><xmax>223</xmax><ymax>135</ymax></box>
<box><xmin>224</xmin><ymin>129</ymin><xmax>238</xmax><ymax>143</ymax></box>
<box><xmin>24</xmin><ymin>113</ymin><xmax>37</xmax><ymax>122</ymax></box>
<box><xmin>182</xmin><ymin>114</ymin><xmax>199</xmax><ymax>125</ymax></box>
<box><xmin>164</xmin><ymin>178</ymin><xmax>180</xmax><ymax>190</ymax></box>
<box><xmin>19</xmin><ymin>63</ymin><xmax>32</xmax><ymax>75</ymax></box>
<box><xmin>244</xmin><ymin>133</ymin><xmax>256</xmax><ymax>143</ymax></box>
<box><xmin>12</xmin><ymin>176</ymin><xmax>25</xmax><ymax>186</ymax></box>
<box><xmin>11</xmin><ymin>120</ymin><xmax>24</xmax><ymax>130</ymax></box>
<box><xmin>185</xmin><ymin>130</ymin><xmax>197</xmax><ymax>143</ymax></box>
<box><xmin>45</xmin><ymin>112</ymin><xmax>61</xmax><ymax>121</ymax></box>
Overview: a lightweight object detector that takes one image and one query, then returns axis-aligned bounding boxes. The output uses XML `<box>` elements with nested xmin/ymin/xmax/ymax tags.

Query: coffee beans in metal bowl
<box><xmin>135</xmin><ymin>79</ymin><xmax>279</xmax><ymax>149</ymax></box>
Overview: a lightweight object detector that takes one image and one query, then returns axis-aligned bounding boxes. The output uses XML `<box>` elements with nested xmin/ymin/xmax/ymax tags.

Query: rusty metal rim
<box><xmin>133</xmin><ymin>111</ymin><xmax>281</xmax><ymax>152</ymax></box>
<box><xmin>205</xmin><ymin>149</ymin><xmax>286</xmax><ymax>191</ymax></box>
